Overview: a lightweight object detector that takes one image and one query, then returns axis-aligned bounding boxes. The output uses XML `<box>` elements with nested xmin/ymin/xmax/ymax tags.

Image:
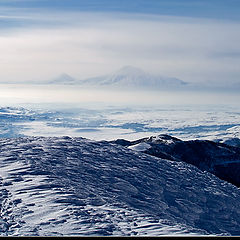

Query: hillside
<box><xmin>1</xmin><ymin>136</ymin><xmax>240</xmax><ymax>236</ymax></box>
<box><xmin>112</xmin><ymin>134</ymin><xmax>240</xmax><ymax>187</ymax></box>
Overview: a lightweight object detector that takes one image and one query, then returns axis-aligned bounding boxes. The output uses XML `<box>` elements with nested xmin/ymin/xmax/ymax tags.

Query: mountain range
<box><xmin>0</xmin><ymin>66</ymin><xmax>239</xmax><ymax>91</ymax></box>
<box><xmin>45</xmin><ymin>66</ymin><xmax>240</xmax><ymax>91</ymax></box>
<box><xmin>47</xmin><ymin>66</ymin><xmax>187</xmax><ymax>90</ymax></box>
<box><xmin>0</xmin><ymin>66</ymin><xmax>239</xmax><ymax>92</ymax></box>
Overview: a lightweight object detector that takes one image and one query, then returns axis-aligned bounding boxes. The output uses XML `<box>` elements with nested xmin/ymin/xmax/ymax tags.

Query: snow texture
<box><xmin>1</xmin><ymin>136</ymin><xmax>240</xmax><ymax>236</ymax></box>
<box><xmin>128</xmin><ymin>142</ymin><xmax>151</xmax><ymax>152</ymax></box>
<box><xmin>214</xmin><ymin>137</ymin><xmax>240</xmax><ymax>148</ymax></box>
<box><xmin>112</xmin><ymin>134</ymin><xmax>240</xmax><ymax>188</ymax></box>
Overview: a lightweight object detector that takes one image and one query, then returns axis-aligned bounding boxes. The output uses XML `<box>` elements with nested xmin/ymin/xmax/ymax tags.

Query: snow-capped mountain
<box><xmin>47</xmin><ymin>73</ymin><xmax>76</xmax><ymax>85</ymax></box>
<box><xmin>112</xmin><ymin>134</ymin><xmax>240</xmax><ymax>188</ymax></box>
<box><xmin>1</xmin><ymin>136</ymin><xmax>240</xmax><ymax>236</ymax></box>
<box><xmin>79</xmin><ymin>66</ymin><xmax>187</xmax><ymax>89</ymax></box>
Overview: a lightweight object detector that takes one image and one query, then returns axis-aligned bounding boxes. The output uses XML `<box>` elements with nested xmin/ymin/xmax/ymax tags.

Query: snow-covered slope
<box><xmin>1</xmin><ymin>136</ymin><xmax>240</xmax><ymax>236</ymax></box>
<box><xmin>214</xmin><ymin>137</ymin><xmax>240</xmax><ymax>148</ymax></box>
<box><xmin>79</xmin><ymin>66</ymin><xmax>187</xmax><ymax>89</ymax></box>
<box><xmin>112</xmin><ymin>134</ymin><xmax>240</xmax><ymax>188</ymax></box>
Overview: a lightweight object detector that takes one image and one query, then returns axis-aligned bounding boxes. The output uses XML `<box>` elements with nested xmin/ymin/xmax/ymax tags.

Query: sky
<box><xmin>0</xmin><ymin>0</ymin><xmax>240</xmax><ymax>84</ymax></box>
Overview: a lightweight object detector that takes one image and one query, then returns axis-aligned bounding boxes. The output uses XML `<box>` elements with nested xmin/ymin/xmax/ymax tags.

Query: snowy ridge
<box><xmin>1</xmin><ymin>136</ymin><xmax>240</xmax><ymax>236</ymax></box>
<box><xmin>128</xmin><ymin>142</ymin><xmax>151</xmax><ymax>152</ymax></box>
<box><xmin>112</xmin><ymin>134</ymin><xmax>240</xmax><ymax>188</ymax></box>
<box><xmin>214</xmin><ymin>137</ymin><xmax>240</xmax><ymax>148</ymax></box>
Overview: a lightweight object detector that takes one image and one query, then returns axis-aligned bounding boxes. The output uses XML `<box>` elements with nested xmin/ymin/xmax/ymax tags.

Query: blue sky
<box><xmin>1</xmin><ymin>0</ymin><xmax>240</xmax><ymax>20</ymax></box>
<box><xmin>0</xmin><ymin>0</ymin><xmax>240</xmax><ymax>84</ymax></box>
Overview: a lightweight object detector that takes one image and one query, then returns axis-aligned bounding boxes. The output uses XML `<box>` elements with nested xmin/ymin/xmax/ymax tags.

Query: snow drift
<box><xmin>1</xmin><ymin>136</ymin><xmax>240</xmax><ymax>236</ymax></box>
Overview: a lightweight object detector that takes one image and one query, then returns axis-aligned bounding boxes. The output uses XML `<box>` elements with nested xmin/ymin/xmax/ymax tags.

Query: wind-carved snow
<box><xmin>128</xmin><ymin>142</ymin><xmax>151</xmax><ymax>152</ymax></box>
<box><xmin>1</xmin><ymin>136</ymin><xmax>240</xmax><ymax>236</ymax></box>
<box><xmin>113</xmin><ymin>134</ymin><xmax>240</xmax><ymax>188</ymax></box>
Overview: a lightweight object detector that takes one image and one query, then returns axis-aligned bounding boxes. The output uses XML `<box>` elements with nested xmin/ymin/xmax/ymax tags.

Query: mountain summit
<box><xmin>113</xmin><ymin>65</ymin><xmax>147</xmax><ymax>76</ymax></box>
<box><xmin>48</xmin><ymin>73</ymin><xmax>76</xmax><ymax>85</ymax></box>
<box><xmin>80</xmin><ymin>66</ymin><xmax>187</xmax><ymax>89</ymax></box>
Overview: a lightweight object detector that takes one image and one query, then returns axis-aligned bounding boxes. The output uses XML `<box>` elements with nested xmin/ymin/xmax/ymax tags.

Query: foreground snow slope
<box><xmin>112</xmin><ymin>134</ymin><xmax>240</xmax><ymax>187</ymax></box>
<box><xmin>1</xmin><ymin>136</ymin><xmax>240</xmax><ymax>236</ymax></box>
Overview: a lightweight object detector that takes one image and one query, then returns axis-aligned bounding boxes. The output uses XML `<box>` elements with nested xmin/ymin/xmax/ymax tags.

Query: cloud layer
<box><xmin>0</xmin><ymin>8</ymin><xmax>240</xmax><ymax>84</ymax></box>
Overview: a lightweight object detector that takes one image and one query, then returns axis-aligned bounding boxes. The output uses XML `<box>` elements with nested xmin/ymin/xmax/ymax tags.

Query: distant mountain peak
<box><xmin>49</xmin><ymin>73</ymin><xmax>76</xmax><ymax>84</ymax></box>
<box><xmin>81</xmin><ymin>66</ymin><xmax>187</xmax><ymax>89</ymax></box>
<box><xmin>59</xmin><ymin>73</ymin><xmax>74</xmax><ymax>80</ymax></box>
<box><xmin>114</xmin><ymin>66</ymin><xmax>147</xmax><ymax>76</ymax></box>
<box><xmin>45</xmin><ymin>67</ymin><xmax>187</xmax><ymax>89</ymax></box>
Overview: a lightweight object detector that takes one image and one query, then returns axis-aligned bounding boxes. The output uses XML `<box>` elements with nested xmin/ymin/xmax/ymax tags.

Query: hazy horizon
<box><xmin>0</xmin><ymin>0</ymin><xmax>240</xmax><ymax>86</ymax></box>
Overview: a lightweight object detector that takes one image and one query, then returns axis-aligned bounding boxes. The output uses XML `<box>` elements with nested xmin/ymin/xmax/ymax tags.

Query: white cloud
<box><xmin>0</xmin><ymin>11</ymin><xmax>240</xmax><ymax>83</ymax></box>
